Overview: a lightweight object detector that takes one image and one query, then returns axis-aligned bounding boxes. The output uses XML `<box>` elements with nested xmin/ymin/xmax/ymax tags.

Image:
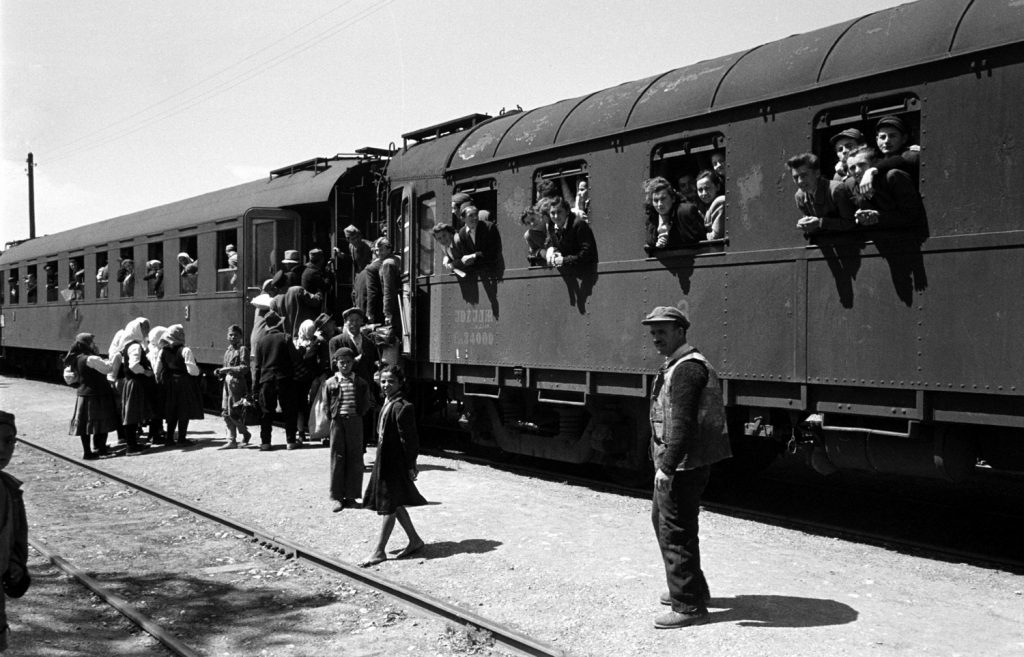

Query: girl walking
<box><xmin>359</xmin><ymin>365</ymin><xmax>427</xmax><ymax>566</ymax></box>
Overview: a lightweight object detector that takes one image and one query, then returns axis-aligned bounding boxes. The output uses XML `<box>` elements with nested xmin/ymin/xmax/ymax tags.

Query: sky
<box><xmin>1</xmin><ymin>0</ymin><xmax>911</xmax><ymax>248</ymax></box>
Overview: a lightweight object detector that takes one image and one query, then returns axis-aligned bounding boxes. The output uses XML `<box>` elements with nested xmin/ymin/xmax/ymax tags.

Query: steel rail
<box><xmin>29</xmin><ymin>539</ymin><xmax>201</xmax><ymax>657</ymax></box>
<box><xmin>18</xmin><ymin>438</ymin><xmax>566</xmax><ymax>657</ymax></box>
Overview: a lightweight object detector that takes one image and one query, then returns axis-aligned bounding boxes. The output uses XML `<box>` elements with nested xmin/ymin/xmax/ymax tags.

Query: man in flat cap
<box><xmin>856</xmin><ymin>115</ymin><xmax>921</xmax><ymax>198</ymax></box>
<box><xmin>334</xmin><ymin>226</ymin><xmax>373</xmax><ymax>305</ymax></box>
<box><xmin>643</xmin><ymin>304</ymin><xmax>731</xmax><ymax>629</ymax></box>
<box><xmin>829</xmin><ymin>127</ymin><xmax>866</xmax><ymax>181</ymax></box>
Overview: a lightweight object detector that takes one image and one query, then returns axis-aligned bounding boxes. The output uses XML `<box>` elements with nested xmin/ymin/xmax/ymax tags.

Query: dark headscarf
<box><xmin>63</xmin><ymin>332</ymin><xmax>95</xmax><ymax>366</ymax></box>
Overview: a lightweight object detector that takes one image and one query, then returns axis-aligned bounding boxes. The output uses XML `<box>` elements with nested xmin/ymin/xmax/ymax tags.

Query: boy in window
<box><xmin>643</xmin><ymin>177</ymin><xmax>704</xmax><ymax>251</ymax></box>
<box><xmin>453</xmin><ymin>204</ymin><xmax>500</xmax><ymax>272</ymax></box>
<box><xmin>845</xmin><ymin>145</ymin><xmax>925</xmax><ymax>229</ymax></box>
<box><xmin>542</xmin><ymin>196</ymin><xmax>597</xmax><ymax>267</ymax></box>
<box><xmin>858</xmin><ymin>115</ymin><xmax>920</xmax><ymax>196</ymax></box>
<box><xmin>788</xmin><ymin>153</ymin><xmax>856</xmax><ymax>234</ymax></box>
<box><xmin>829</xmin><ymin>128</ymin><xmax>866</xmax><ymax>181</ymax></box>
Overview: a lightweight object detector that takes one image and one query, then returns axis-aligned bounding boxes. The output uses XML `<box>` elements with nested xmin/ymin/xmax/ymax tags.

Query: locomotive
<box><xmin>3</xmin><ymin>0</ymin><xmax>1022</xmax><ymax>482</ymax></box>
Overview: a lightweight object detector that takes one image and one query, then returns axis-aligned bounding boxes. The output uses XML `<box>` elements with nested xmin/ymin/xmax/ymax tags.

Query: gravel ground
<box><xmin>3</xmin><ymin>376</ymin><xmax>1024</xmax><ymax>656</ymax></box>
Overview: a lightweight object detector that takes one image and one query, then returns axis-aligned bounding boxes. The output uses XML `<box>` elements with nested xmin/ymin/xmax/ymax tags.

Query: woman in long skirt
<box><xmin>156</xmin><ymin>324</ymin><xmax>204</xmax><ymax>445</ymax></box>
<box><xmin>64</xmin><ymin>333</ymin><xmax>122</xmax><ymax>458</ymax></box>
<box><xmin>118</xmin><ymin>317</ymin><xmax>154</xmax><ymax>451</ymax></box>
<box><xmin>359</xmin><ymin>365</ymin><xmax>427</xmax><ymax>567</ymax></box>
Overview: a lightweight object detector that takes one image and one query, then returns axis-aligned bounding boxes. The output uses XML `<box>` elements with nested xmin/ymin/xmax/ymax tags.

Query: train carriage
<box><xmin>0</xmin><ymin>153</ymin><xmax>387</xmax><ymax>381</ymax></box>
<box><xmin>385</xmin><ymin>0</ymin><xmax>1024</xmax><ymax>480</ymax></box>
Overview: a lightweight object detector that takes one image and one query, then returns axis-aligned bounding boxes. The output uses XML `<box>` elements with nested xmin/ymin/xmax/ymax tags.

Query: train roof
<box><xmin>433</xmin><ymin>0</ymin><xmax>1020</xmax><ymax>173</ymax></box>
<box><xmin>0</xmin><ymin>157</ymin><xmax>363</xmax><ymax>265</ymax></box>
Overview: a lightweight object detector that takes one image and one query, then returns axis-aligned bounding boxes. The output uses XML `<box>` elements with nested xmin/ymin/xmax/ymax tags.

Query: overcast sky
<box><xmin>1</xmin><ymin>0</ymin><xmax>909</xmax><ymax>247</ymax></box>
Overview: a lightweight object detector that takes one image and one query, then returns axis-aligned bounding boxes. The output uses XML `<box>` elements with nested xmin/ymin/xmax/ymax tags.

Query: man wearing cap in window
<box><xmin>829</xmin><ymin>127</ymin><xmax>866</xmax><ymax>181</ymax></box>
<box><xmin>857</xmin><ymin>115</ymin><xmax>921</xmax><ymax>197</ymax></box>
<box><xmin>643</xmin><ymin>304</ymin><xmax>731</xmax><ymax>629</ymax></box>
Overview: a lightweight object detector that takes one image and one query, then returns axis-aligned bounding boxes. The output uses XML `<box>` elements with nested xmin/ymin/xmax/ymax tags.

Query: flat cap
<box><xmin>641</xmin><ymin>305</ymin><xmax>690</xmax><ymax>329</ymax></box>
<box><xmin>829</xmin><ymin>127</ymin><xmax>865</xmax><ymax>145</ymax></box>
<box><xmin>333</xmin><ymin>347</ymin><xmax>355</xmax><ymax>360</ymax></box>
<box><xmin>342</xmin><ymin>306</ymin><xmax>367</xmax><ymax>320</ymax></box>
<box><xmin>875</xmin><ymin>115</ymin><xmax>908</xmax><ymax>134</ymax></box>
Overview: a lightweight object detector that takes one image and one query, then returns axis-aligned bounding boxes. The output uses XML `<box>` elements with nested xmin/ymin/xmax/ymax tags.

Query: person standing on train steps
<box><xmin>0</xmin><ymin>411</ymin><xmax>31</xmax><ymax>653</ymax></box>
<box><xmin>364</xmin><ymin>238</ymin><xmax>401</xmax><ymax>329</ymax></box>
<box><xmin>643</xmin><ymin>304</ymin><xmax>731</xmax><ymax>629</ymax></box>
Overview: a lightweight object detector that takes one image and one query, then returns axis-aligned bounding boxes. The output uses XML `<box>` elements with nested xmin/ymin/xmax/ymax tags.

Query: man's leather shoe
<box><xmin>654</xmin><ymin>610</ymin><xmax>709</xmax><ymax>629</ymax></box>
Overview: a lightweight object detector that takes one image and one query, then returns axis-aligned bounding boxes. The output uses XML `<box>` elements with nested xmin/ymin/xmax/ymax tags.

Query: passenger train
<box><xmin>3</xmin><ymin>0</ymin><xmax>1022</xmax><ymax>482</ymax></box>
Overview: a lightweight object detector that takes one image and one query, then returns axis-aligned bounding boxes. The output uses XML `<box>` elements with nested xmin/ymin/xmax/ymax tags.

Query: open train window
<box><xmin>45</xmin><ymin>260</ymin><xmax>59</xmax><ymax>302</ymax></box>
<box><xmin>178</xmin><ymin>236</ymin><xmax>197</xmax><ymax>295</ymax></box>
<box><xmin>533</xmin><ymin>162</ymin><xmax>589</xmax><ymax>220</ymax></box>
<box><xmin>216</xmin><ymin>228</ymin><xmax>238</xmax><ymax>292</ymax></box>
<box><xmin>68</xmin><ymin>256</ymin><xmax>85</xmax><ymax>301</ymax></box>
<box><xmin>417</xmin><ymin>194</ymin><xmax>436</xmax><ymax>277</ymax></box>
<box><xmin>146</xmin><ymin>241</ymin><xmax>164</xmax><ymax>298</ymax></box>
<box><xmin>118</xmin><ymin>246</ymin><xmax>135</xmax><ymax>298</ymax></box>
<box><xmin>7</xmin><ymin>268</ymin><xmax>18</xmax><ymax>304</ymax></box>
<box><xmin>25</xmin><ymin>265</ymin><xmax>38</xmax><ymax>304</ymax></box>
<box><xmin>650</xmin><ymin>133</ymin><xmax>727</xmax><ymax>244</ymax></box>
<box><xmin>452</xmin><ymin>179</ymin><xmax>497</xmax><ymax>229</ymax></box>
<box><xmin>95</xmin><ymin>252</ymin><xmax>109</xmax><ymax>298</ymax></box>
<box><xmin>813</xmin><ymin>94</ymin><xmax>920</xmax><ymax>183</ymax></box>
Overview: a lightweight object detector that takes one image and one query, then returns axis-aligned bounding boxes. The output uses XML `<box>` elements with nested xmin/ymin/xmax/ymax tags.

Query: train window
<box><xmin>813</xmin><ymin>94</ymin><xmax>920</xmax><ymax>184</ymax></box>
<box><xmin>417</xmin><ymin>194</ymin><xmax>436</xmax><ymax>277</ymax></box>
<box><xmin>0</xmin><ymin>270</ymin><xmax>4</xmax><ymax>304</ymax></box>
<box><xmin>95</xmin><ymin>252</ymin><xmax>109</xmax><ymax>299</ymax></box>
<box><xmin>6</xmin><ymin>268</ymin><xmax>17</xmax><ymax>304</ymax></box>
<box><xmin>145</xmin><ymin>242</ymin><xmax>164</xmax><ymax>298</ymax></box>
<box><xmin>650</xmin><ymin>133</ymin><xmax>727</xmax><ymax>245</ymax></box>
<box><xmin>118</xmin><ymin>246</ymin><xmax>135</xmax><ymax>298</ymax></box>
<box><xmin>45</xmin><ymin>260</ymin><xmax>59</xmax><ymax>302</ymax></box>
<box><xmin>216</xmin><ymin>229</ymin><xmax>238</xmax><ymax>292</ymax></box>
<box><xmin>452</xmin><ymin>179</ymin><xmax>497</xmax><ymax>229</ymax></box>
<box><xmin>178</xmin><ymin>236</ymin><xmax>197</xmax><ymax>295</ymax></box>
<box><xmin>534</xmin><ymin>162</ymin><xmax>589</xmax><ymax>220</ymax></box>
<box><xmin>25</xmin><ymin>265</ymin><xmax>38</xmax><ymax>304</ymax></box>
<box><xmin>68</xmin><ymin>256</ymin><xmax>85</xmax><ymax>301</ymax></box>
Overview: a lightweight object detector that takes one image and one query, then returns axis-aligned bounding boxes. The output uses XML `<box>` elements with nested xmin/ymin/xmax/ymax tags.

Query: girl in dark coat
<box><xmin>156</xmin><ymin>324</ymin><xmax>204</xmax><ymax>445</ymax></box>
<box><xmin>64</xmin><ymin>333</ymin><xmax>122</xmax><ymax>458</ymax></box>
<box><xmin>359</xmin><ymin>365</ymin><xmax>427</xmax><ymax>567</ymax></box>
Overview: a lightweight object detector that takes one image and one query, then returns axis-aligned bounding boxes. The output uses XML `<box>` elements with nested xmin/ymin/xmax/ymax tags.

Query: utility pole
<box><xmin>26</xmin><ymin>152</ymin><xmax>36</xmax><ymax>239</ymax></box>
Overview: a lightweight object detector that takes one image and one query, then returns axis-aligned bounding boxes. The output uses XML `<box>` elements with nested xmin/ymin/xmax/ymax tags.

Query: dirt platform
<box><xmin>2</xmin><ymin>376</ymin><xmax>1023</xmax><ymax>656</ymax></box>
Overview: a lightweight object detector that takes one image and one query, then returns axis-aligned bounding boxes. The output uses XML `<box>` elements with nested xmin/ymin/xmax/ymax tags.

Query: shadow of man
<box><xmin>558</xmin><ymin>264</ymin><xmax>598</xmax><ymax>314</ymax></box>
<box><xmin>705</xmin><ymin>594</ymin><xmax>858</xmax><ymax>627</ymax></box>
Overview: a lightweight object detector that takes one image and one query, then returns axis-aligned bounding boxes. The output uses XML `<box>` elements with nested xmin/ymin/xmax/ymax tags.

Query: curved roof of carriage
<box><xmin>438</xmin><ymin>0</ymin><xmax>1019</xmax><ymax>173</ymax></box>
<box><xmin>1</xmin><ymin>158</ymin><xmax>362</xmax><ymax>265</ymax></box>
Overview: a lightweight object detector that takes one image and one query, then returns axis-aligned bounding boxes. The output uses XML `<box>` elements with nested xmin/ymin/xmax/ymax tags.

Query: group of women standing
<box><xmin>63</xmin><ymin>317</ymin><xmax>204</xmax><ymax>459</ymax></box>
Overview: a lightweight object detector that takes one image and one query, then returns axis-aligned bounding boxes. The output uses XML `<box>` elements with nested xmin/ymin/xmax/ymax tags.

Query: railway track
<box><xmin>427</xmin><ymin>447</ymin><xmax>1024</xmax><ymax>574</ymax></box>
<box><xmin>20</xmin><ymin>437</ymin><xmax>566</xmax><ymax>657</ymax></box>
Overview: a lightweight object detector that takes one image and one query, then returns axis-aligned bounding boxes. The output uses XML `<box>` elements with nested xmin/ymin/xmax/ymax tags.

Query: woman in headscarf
<box><xmin>63</xmin><ymin>333</ymin><xmax>124</xmax><ymax>458</ymax></box>
<box><xmin>117</xmin><ymin>317</ymin><xmax>154</xmax><ymax>451</ymax></box>
<box><xmin>178</xmin><ymin>252</ymin><xmax>198</xmax><ymax>294</ymax></box>
<box><xmin>156</xmin><ymin>324</ymin><xmax>204</xmax><ymax>445</ymax></box>
<box><xmin>293</xmin><ymin>319</ymin><xmax>325</xmax><ymax>442</ymax></box>
<box><xmin>146</xmin><ymin>325</ymin><xmax>167</xmax><ymax>444</ymax></box>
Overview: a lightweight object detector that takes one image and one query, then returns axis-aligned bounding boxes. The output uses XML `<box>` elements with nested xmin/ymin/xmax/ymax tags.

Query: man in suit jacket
<box><xmin>452</xmin><ymin>204</ymin><xmax>500</xmax><ymax>272</ymax></box>
<box><xmin>363</xmin><ymin>238</ymin><xmax>402</xmax><ymax>328</ymax></box>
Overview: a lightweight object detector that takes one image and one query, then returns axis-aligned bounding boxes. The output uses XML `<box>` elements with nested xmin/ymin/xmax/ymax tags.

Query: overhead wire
<box><xmin>45</xmin><ymin>0</ymin><xmax>394</xmax><ymax>163</ymax></box>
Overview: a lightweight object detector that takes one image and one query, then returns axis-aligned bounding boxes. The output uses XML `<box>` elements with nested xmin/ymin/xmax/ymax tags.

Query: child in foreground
<box><xmin>359</xmin><ymin>366</ymin><xmax>427</xmax><ymax>567</ymax></box>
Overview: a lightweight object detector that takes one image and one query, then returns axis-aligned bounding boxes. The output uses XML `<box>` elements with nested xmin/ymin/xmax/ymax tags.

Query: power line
<box><xmin>46</xmin><ymin>0</ymin><xmax>393</xmax><ymax>163</ymax></box>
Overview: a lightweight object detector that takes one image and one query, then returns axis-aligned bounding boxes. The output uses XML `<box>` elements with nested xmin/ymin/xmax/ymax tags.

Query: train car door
<box><xmin>388</xmin><ymin>186</ymin><xmax>414</xmax><ymax>357</ymax></box>
<box><xmin>242</xmin><ymin>208</ymin><xmax>300</xmax><ymax>331</ymax></box>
